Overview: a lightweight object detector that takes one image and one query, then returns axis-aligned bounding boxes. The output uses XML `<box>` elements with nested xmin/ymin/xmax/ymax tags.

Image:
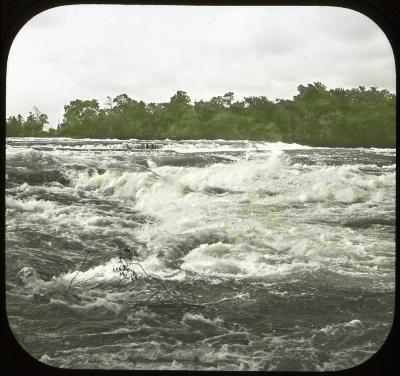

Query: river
<box><xmin>5</xmin><ymin>138</ymin><xmax>395</xmax><ymax>371</ymax></box>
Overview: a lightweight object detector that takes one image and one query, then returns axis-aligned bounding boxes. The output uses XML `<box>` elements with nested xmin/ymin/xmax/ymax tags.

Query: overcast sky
<box><xmin>6</xmin><ymin>5</ymin><xmax>396</xmax><ymax>128</ymax></box>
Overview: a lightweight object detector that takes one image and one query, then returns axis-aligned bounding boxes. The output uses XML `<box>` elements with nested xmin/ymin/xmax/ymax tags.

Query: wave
<box><xmin>7</xmin><ymin>144</ymin><xmax>395</xmax><ymax>285</ymax></box>
<box><xmin>68</xmin><ymin>150</ymin><xmax>394</xmax><ymax>211</ymax></box>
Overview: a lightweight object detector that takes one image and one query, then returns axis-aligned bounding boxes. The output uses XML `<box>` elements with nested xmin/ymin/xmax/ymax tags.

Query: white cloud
<box><xmin>6</xmin><ymin>5</ymin><xmax>395</xmax><ymax>127</ymax></box>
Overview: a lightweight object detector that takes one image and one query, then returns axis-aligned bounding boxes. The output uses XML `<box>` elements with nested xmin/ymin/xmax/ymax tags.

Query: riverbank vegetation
<box><xmin>6</xmin><ymin>83</ymin><xmax>395</xmax><ymax>147</ymax></box>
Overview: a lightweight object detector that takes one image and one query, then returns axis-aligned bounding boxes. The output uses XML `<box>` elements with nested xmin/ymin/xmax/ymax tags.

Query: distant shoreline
<box><xmin>6</xmin><ymin>83</ymin><xmax>395</xmax><ymax>148</ymax></box>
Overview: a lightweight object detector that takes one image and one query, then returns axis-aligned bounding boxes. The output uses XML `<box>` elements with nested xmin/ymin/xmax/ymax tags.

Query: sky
<box><xmin>6</xmin><ymin>5</ymin><xmax>396</xmax><ymax>129</ymax></box>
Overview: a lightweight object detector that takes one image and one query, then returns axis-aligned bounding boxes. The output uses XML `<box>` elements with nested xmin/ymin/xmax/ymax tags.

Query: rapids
<box><xmin>5</xmin><ymin>138</ymin><xmax>395</xmax><ymax>370</ymax></box>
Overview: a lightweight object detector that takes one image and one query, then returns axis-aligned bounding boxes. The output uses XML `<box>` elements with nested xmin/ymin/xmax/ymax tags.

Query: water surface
<box><xmin>6</xmin><ymin>138</ymin><xmax>395</xmax><ymax>370</ymax></box>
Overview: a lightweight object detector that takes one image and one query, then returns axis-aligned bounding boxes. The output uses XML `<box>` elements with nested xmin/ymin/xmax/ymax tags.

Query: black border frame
<box><xmin>1</xmin><ymin>1</ymin><xmax>398</xmax><ymax>375</ymax></box>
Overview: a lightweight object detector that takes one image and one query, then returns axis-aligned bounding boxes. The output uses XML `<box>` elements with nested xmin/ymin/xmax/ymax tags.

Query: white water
<box><xmin>6</xmin><ymin>138</ymin><xmax>395</xmax><ymax>370</ymax></box>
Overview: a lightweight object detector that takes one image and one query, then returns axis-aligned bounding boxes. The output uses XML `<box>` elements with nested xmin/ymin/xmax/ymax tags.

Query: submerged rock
<box><xmin>17</xmin><ymin>266</ymin><xmax>42</xmax><ymax>286</ymax></box>
<box><xmin>32</xmin><ymin>293</ymin><xmax>51</xmax><ymax>304</ymax></box>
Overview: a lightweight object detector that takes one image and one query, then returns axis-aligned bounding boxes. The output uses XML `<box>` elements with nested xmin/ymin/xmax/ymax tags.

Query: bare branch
<box><xmin>66</xmin><ymin>250</ymin><xmax>91</xmax><ymax>294</ymax></box>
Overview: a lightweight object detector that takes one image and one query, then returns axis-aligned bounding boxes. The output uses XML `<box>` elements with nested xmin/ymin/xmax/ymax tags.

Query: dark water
<box><xmin>5</xmin><ymin>138</ymin><xmax>395</xmax><ymax>370</ymax></box>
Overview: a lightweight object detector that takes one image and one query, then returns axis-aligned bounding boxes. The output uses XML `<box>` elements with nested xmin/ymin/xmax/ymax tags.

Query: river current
<box><xmin>5</xmin><ymin>138</ymin><xmax>395</xmax><ymax>371</ymax></box>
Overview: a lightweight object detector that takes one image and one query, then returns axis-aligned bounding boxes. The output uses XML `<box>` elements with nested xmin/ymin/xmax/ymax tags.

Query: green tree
<box><xmin>6</xmin><ymin>114</ymin><xmax>24</xmax><ymax>137</ymax></box>
<box><xmin>24</xmin><ymin>107</ymin><xmax>48</xmax><ymax>134</ymax></box>
<box><xmin>58</xmin><ymin>99</ymin><xmax>100</xmax><ymax>137</ymax></box>
<box><xmin>6</xmin><ymin>84</ymin><xmax>395</xmax><ymax>147</ymax></box>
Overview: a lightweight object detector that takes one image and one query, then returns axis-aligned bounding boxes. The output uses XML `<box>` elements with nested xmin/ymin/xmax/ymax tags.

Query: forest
<box><xmin>6</xmin><ymin>82</ymin><xmax>396</xmax><ymax>147</ymax></box>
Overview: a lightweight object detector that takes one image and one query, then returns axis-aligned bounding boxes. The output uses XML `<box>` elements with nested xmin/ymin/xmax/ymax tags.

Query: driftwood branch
<box><xmin>116</xmin><ymin>248</ymin><xmax>206</xmax><ymax>309</ymax></box>
<box><xmin>66</xmin><ymin>250</ymin><xmax>91</xmax><ymax>294</ymax></box>
<box><xmin>64</xmin><ymin>247</ymin><xmax>207</xmax><ymax>311</ymax></box>
<box><xmin>130</xmin><ymin>261</ymin><xmax>204</xmax><ymax>308</ymax></box>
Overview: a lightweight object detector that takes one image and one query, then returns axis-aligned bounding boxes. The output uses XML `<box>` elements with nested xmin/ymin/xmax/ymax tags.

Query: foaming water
<box><xmin>6</xmin><ymin>138</ymin><xmax>395</xmax><ymax>370</ymax></box>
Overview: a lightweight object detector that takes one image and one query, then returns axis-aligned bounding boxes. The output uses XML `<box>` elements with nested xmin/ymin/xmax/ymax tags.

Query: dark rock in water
<box><xmin>7</xmin><ymin>168</ymin><xmax>70</xmax><ymax>186</ymax></box>
<box><xmin>203</xmin><ymin>186</ymin><xmax>228</xmax><ymax>195</ymax></box>
<box><xmin>342</xmin><ymin>218</ymin><xmax>395</xmax><ymax>229</ymax></box>
<box><xmin>257</xmin><ymin>189</ymin><xmax>278</xmax><ymax>196</ymax></box>
<box><xmin>145</xmin><ymin>143</ymin><xmax>159</xmax><ymax>149</ymax></box>
<box><xmin>17</xmin><ymin>266</ymin><xmax>42</xmax><ymax>286</ymax></box>
<box><xmin>202</xmin><ymin>186</ymin><xmax>244</xmax><ymax>195</ymax></box>
<box><xmin>32</xmin><ymin>293</ymin><xmax>51</xmax><ymax>304</ymax></box>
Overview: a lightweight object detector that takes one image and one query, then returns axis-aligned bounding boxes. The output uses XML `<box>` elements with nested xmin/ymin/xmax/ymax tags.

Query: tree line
<box><xmin>6</xmin><ymin>82</ymin><xmax>395</xmax><ymax>147</ymax></box>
